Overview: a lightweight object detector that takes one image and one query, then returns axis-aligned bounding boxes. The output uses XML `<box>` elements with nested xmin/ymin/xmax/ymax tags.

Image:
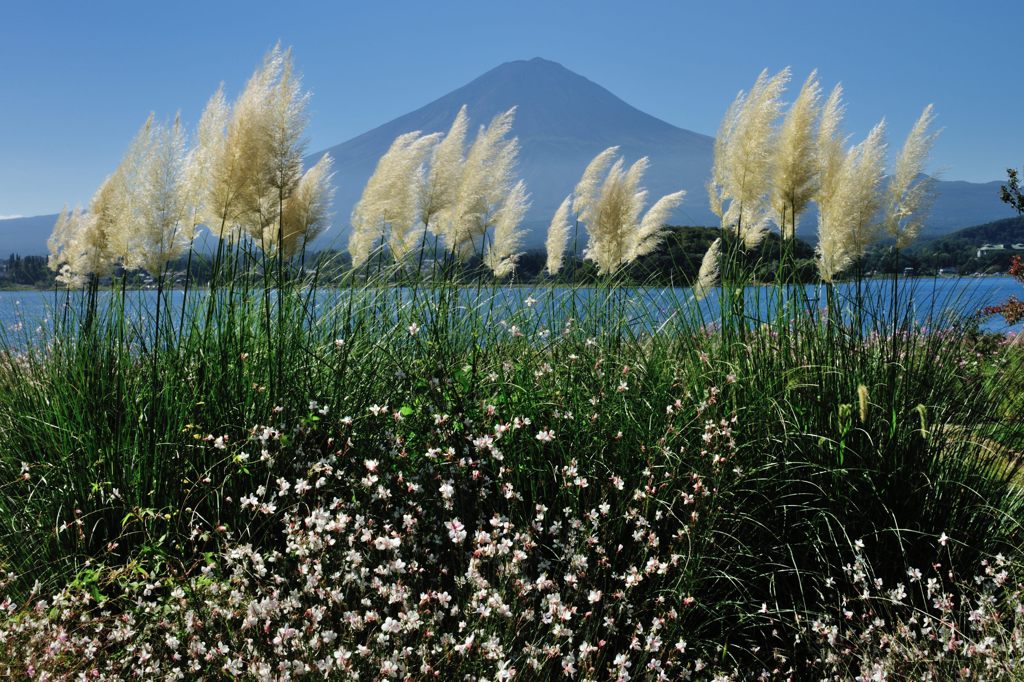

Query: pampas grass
<box><xmin>446</xmin><ymin>107</ymin><xmax>520</xmax><ymax>260</ymax></box>
<box><xmin>349</xmin><ymin>131</ymin><xmax>439</xmax><ymax>268</ymax></box>
<box><xmin>772</xmin><ymin>71</ymin><xmax>821</xmax><ymax>240</ymax></box>
<box><xmin>885</xmin><ymin>104</ymin><xmax>939</xmax><ymax>249</ymax></box>
<box><xmin>544</xmin><ymin>194</ymin><xmax>573</xmax><ymax>276</ymax></box>
<box><xmin>693</xmin><ymin>236</ymin><xmax>721</xmax><ymax>300</ymax></box>
<box><xmin>709</xmin><ymin>68</ymin><xmax>789</xmax><ymax>239</ymax></box>
<box><xmin>483</xmin><ymin>179</ymin><xmax>530</xmax><ymax>277</ymax></box>
<box><xmin>816</xmin><ymin>121</ymin><xmax>887</xmax><ymax>282</ymax></box>
<box><xmin>570</xmin><ymin>148</ymin><xmax>684</xmax><ymax>275</ymax></box>
<box><xmin>422</xmin><ymin>105</ymin><xmax>469</xmax><ymax>232</ymax></box>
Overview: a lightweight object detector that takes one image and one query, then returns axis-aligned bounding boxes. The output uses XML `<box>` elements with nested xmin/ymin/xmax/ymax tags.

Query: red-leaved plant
<box><xmin>981</xmin><ymin>255</ymin><xmax>1024</xmax><ymax>324</ymax></box>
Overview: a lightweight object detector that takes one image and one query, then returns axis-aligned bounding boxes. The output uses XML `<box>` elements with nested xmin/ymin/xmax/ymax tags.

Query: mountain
<box><xmin>0</xmin><ymin>58</ymin><xmax>1017</xmax><ymax>255</ymax></box>
<box><xmin>915</xmin><ymin>179</ymin><xmax>1017</xmax><ymax>237</ymax></box>
<box><xmin>307</xmin><ymin>57</ymin><xmax>1016</xmax><ymax>248</ymax></box>
<box><xmin>0</xmin><ymin>214</ymin><xmax>59</xmax><ymax>256</ymax></box>
<box><xmin>918</xmin><ymin>214</ymin><xmax>1024</xmax><ymax>246</ymax></box>
<box><xmin>308</xmin><ymin>57</ymin><xmax>718</xmax><ymax>248</ymax></box>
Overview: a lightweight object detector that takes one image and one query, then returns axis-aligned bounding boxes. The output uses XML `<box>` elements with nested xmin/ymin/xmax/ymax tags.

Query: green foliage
<box><xmin>860</xmin><ymin>215</ymin><xmax>1024</xmax><ymax>275</ymax></box>
<box><xmin>1001</xmin><ymin>166</ymin><xmax>1024</xmax><ymax>214</ymax></box>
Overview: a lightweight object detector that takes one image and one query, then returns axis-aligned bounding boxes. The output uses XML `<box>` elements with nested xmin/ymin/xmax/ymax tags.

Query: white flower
<box><xmin>447</xmin><ymin>519</ymin><xmax>467</xmax><ymax>544</ymax></box>
<box><xmin>407</xmin><ymin>322</ymin><xmax>420</xmax><ymax>335</ymax></box>
<box><xmin>535</xmin><ymin>429</ymin><xmax>555</xmax><ymax>443</ymax></box>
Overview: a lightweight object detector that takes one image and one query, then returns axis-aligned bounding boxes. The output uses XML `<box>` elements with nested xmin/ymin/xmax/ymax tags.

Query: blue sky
<box><xmin>1</xmin><ymin>0</ymin><xmax>1020</xmax><ymax>217</ymax></box>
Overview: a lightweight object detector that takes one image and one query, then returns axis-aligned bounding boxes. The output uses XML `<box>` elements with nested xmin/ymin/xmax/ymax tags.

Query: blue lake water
<box><xmin>0</xmin><ymin>277</ymin><xmax>1020</xmax><ymax>344</ymax></box>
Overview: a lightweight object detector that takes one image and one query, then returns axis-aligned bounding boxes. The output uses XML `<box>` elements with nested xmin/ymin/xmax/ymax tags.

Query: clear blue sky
<box><xmin>1</xmin><ymin>0</ymin><xmax>1020</xmax><ymax>218</ymax></box>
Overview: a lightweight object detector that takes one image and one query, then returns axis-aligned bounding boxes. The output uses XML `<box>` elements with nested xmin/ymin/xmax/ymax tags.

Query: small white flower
<box><xmin>407</xmin><ymin>322</ymin><xmax>420</xmax><ymax>335</ymax></box>
<box><xmin>535</xmin><ymin>429</ymin><xmax>555</xmax><ymax>443</ymax></box>
<box><xmin>447</xmin><ymin>519</ymin><xmax>467</xmax><ymax>544</ymax></box>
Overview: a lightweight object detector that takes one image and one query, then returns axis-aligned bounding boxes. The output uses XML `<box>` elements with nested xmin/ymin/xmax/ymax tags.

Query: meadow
<box><xmin>0</xmin><ymin>48</ymin><xmax>1023</xmax><ymax>680</ymax></box>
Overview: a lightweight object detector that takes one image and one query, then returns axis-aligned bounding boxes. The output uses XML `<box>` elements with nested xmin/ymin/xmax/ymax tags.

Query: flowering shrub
<box><xmin>982</xmin><ymin>256</ymin><xmax>1024</xmax><ymax>325</ymax></box>
<box><xmin>2</xmin><ymin>407</ymin><xmax>1022</xmax><ymax>680</ymax></box>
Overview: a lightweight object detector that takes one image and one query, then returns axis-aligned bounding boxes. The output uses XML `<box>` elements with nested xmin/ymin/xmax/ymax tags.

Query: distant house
<box><xmin>977</xmin><ymin>243</ymin><xmax>1024</xmax><ymax>258</ymax></box>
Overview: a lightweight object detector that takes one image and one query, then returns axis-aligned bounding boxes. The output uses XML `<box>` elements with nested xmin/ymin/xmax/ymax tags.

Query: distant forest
<box><xmin>4</xmin><ymin>218</ymin><xmax>1023</xmax><ymax>289</ymax></box>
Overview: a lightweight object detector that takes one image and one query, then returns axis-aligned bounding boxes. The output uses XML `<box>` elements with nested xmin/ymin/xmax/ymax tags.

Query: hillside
<box><xmin>308</xmin><ymin>57</ymin><xmax>718</xmax><ymax>248</ymax></box>
<box><xmin>904</xmin><ymin>215</ymin><xmax>1024</xmax><ymax>273</ymax></box>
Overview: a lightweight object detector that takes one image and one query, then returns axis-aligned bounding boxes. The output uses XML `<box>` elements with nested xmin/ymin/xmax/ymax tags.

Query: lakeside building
<box><xmin>976</xmin><ymin>243</ymin><xmax>1024</xmax><ymax>258</ymax></box>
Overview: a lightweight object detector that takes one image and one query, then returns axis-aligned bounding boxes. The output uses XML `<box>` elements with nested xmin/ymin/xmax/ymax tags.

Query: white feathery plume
<box><xmin>709</xmin><ymin>68</ymin><xmax>790</xmax><ymax>237</ymax></box>
<box><xmin>421</xmin><ymin>105</ymin><xmax>469</xmax><ymax>232</ymax></box>
<box><xmin>816</xmin><ymin>84</ymin><xmax>847</xmax><ymax>213</ymax></box>
<box><xmin>102</xmin><ymin>115</ymin><xmax>152</xmax><ymax>261</ymax></box>
<box><xmin>228</xmin><ymin>45</ymin><xmax>285</xmax><ymax>244</ymax></box>
<box><xmin>885</xmin><ymin>104</ymin><xmax>939</xmax><ymax>248</ymax></box>
<box><xmin>447</xmin><ymin>107</ymin><xmax>519</xmax><ymax>259</ymax></box>
<box><xmin>125</xmin><ymin>115</ymin><xmax>193</xmax><ymax>275</ymax></box>
<box><xmin>693</xmin><ymin>237</ymin><xmax>721</xmax><ymax>301</ymax></box>
<box><xmin>349</xmin><ymin>131</ymin><xmax>438</xmax><ymax>267</ymax></box>
<box><xmin>545</xmin><ymin>195</ymin><xmax>573</xmax><ymax>275</ymax></box>
<box><xmin>47</xmin><ymin>206</ymin><xmax>72</xmax><ymax>273</ymax></box>
<box><xmin>227</xmin><ymin>44</ymin><xmax>311</xmax><ymax>252</ymax></box>
<box><xmin>629</xmin><ymin>190</ymin><xmax>686</xmax><ymax>261</ymax></box>
<box><xmin>816</xmin><ymin>121</ymin><xmax>887</xmax><ymax>281</ymax></box>
<box><xmin>708</xmin><ymin>96</ymin><xmax>742</xmax><ymax>221</ymax></box>
<box><xmin>258</xmin><ymin>45</ymin><xmax>310</xmax><ymax>252</ymax></box>
<box><xmin>772</xmin><ymin>71</ymin><xmax>821</xmax><ymax>238</ymax></box>
<box><xmin>581</xmin><ymin>157</ymin><xmax>629</xmax><ymax>274</ymax></box>
<box><xmin>52</xmin><ymin>209</ymin><xmax>92</xmax><ymax>287</ymax></box>
<box><xmin>189</xmin><ymin>84</ymin><xmax>230</xmax><ymax>233</ymax></box>
<box><xmin>87</xmin><ymin>177</ymin><xmax>126</xmax><ymax>276</ymax></box>
<box><xmin>350</xmin><ymin>132</ymin><xmax>419</xmax><ymax>268</ymax></box>
<box><xmin>387</xmin><ymin>133</ymin><xmax>440</xmax><ymax>262</ymax></box>
<box><xmin>579</xmin><ymin>151</ymin><xmax>684</xmax><ymax>274</ymax></box>
<box><xmin>54</xmin><ymin>177</ymin><xmax>122</xmax><ymax>286</ymax></box>
<box><xmin>484</xmin><ymin>179</ymin><xmax>530</xmax><ymax>278</ymax></box>
<box><xmin>574</xmin><ymin>146</ymin><xmax>619</xmax><ymax>224</ymax></box>
<box><xmin>741</xmin><ymin>211</ymin><xmax>772</xmax><ymax>249</ymax></box>
<box><xmin>281</xmin><ymin>153</ymin><xmax>335</xmax><ymax>260</ymax></box>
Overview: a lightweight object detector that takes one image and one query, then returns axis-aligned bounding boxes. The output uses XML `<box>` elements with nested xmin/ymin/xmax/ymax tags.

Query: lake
<box><xmin>0</xmin><ymin>277</ymin><xmax>1020</xmax><ymax>344</ymax></box>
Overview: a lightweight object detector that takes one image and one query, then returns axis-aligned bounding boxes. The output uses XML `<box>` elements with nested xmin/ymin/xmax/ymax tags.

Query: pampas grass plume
<box><xmin>484</xmin><ymin>179</ymin><xmax>530</xmax><ymax>278</ymax></box>
<box><xmin>447</xmin><ymin>107</ymin><xmax>519</xmax><ymax>259</ymax></box>
<box><xmin>422</xmin><ymin>105</ymin><xmax>469</xmax><ymax>232</ymax></box>
<box><xmin>693</xmin><ymin>237</ymin><xmax>721</xmax><ymax>301</ymax></box>
<box><xmin>545</xmin><ymin>195</ymin><xmax>573</xmax><ymax>276</ymax></box>
<box><xmin>281</xmin><ymin>153</ymin><xmax>334</xmax><ymax>260</ymax></box>
<box><xmin>772</xmin><ymin>71</ymin><xmax>821</xmax><ymax>238</ymax></box>
<box><xmin>885</xmin><ymin>104</ymin><xmax>939</xmax><ymax>249</ymax></box>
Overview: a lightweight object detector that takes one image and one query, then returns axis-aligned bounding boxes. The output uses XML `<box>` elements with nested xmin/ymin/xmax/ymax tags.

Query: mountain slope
<box><xmin>0</xmin><ymin>214</ymin><xmax>59</xmax><ymax>256</ymax></box>
<box><xmin>308</xmin><ymin>57</ymin><xmax>718</xmax><ymax>248</ymax></box>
